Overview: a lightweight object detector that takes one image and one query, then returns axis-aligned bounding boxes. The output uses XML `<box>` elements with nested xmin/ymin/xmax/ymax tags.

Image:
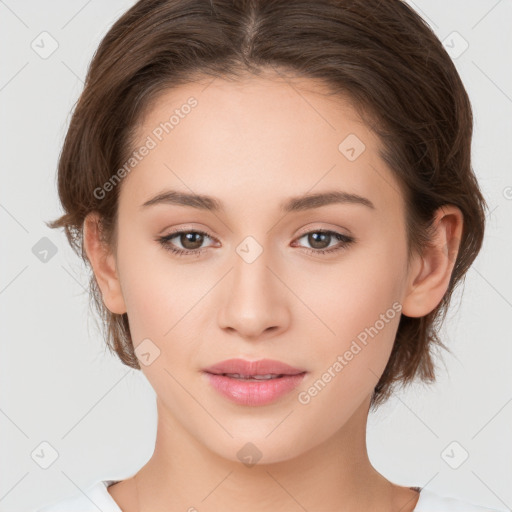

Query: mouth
<box><xmin>202</xmin><ymin>358</ymin><xmax>307</xmax><ymax>406</ymax></box>
<box><xmin>211</xmin><ymin>373</ymin><xmax>295</xmax><ymax>380</ymax></box>
<box><xmin>203</xmin><ymin>357</ymin><xmax>306</xmax><ymax>376</ymax></box>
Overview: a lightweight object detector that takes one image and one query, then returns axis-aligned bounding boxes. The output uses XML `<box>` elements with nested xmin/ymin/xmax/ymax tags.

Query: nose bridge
<box><xmin>231</xmin><ymin>234</ymin><xmax>278</xmax><ymax>309</ymax></box>
<box><xmin>234</xmin><ymin>237</ymin><xmax>273</xmax><ymax>295</ymax></box>
<box><xmin>217</xmin><ymin>234</ymin><xmax>289</xmax><ymax>338</ymax></box>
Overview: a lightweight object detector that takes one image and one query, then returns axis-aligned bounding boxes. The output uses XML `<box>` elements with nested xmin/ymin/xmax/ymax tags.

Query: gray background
<box><xmin>1</xmin><ymin>1</ymin><xmax>511</xmax><ymax>511</ymax></box>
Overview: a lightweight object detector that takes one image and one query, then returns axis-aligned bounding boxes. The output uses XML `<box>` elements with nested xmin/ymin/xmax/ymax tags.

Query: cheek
<box><xmin>298</xmin><ymin>243</ymin><xmax>403</xmax><ymax>335</ymax></box>
<box><xmin>298</xmin><ymin>239</ymin><xmax>406</xmax><ymax>386</ymax></box>
<box><xmin>116</xmin><ymin>241</ymin><xmax>211</xmax><ymax>379</ymax></box>
<box><xmin>296</xmin><ymin>282</ymin><xmax>401</xmax><ymax>426</ymax></box>
<box><xmin>115</xmin><ymin>233</ymin><xmax>191</xmax><ymax>333</ymax></box>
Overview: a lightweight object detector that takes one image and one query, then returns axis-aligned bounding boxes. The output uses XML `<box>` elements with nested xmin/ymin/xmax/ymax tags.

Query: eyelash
<box><xmin>157</xmin><ymin>229</ymin><xmax>355</xmax><ymax>258</ymax></box>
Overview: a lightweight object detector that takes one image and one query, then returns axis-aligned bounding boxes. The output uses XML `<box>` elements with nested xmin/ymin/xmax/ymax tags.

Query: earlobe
<box><xmin>401</xmin><ymin>205</ymin><xmax>463</xmax><ymax>318</ymax></box>
<box><xmin>83</xmin><ymin>212</ymin><xmax>127</xmax><ymax>315</ymax></box>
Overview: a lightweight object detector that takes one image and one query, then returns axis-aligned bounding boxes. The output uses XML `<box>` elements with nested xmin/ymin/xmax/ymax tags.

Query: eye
<box><xmin>292</xmin><ymin>230</ymin><xmax>354</xmax><ymax>255</ymax></box>
<box><xmin>157</xmin><ymin>228</ymin><xmax>355</xmax><ymax>258</ymax></box>
<box><xmin>157</xmin><ymin>229</ymin><xmax>217</xmax><ymax>257</ymax></box>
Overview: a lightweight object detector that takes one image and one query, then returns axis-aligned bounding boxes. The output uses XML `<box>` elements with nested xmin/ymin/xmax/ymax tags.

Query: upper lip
<box><xmin>203</xmin><ymin>358</ymin><xmax>306</xmax><ymax>376</ymax></box>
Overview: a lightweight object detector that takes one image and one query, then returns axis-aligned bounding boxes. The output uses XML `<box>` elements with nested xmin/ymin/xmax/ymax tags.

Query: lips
<box><xmin>203</xmin><ymin>358</ymin><xmax>306</xmax><ymax>378</ymax></box>
<box><xmin>203</xmin><ymin>358</ymin><xmax>307</xmax><ymax>406</ymax></box>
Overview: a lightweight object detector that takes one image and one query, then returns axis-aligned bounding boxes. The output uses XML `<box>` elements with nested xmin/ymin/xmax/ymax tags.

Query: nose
<box><xmin>217</xmin><ymin>246</ymin><xmax>291</xmax><ymax>341</ymax></box>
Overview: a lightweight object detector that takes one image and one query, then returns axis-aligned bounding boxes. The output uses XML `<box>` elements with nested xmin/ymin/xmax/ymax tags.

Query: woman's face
<box><xmin>108</xmin><ymin>73</ymin><xmax>415</xmax><ymax>463</ymax></box>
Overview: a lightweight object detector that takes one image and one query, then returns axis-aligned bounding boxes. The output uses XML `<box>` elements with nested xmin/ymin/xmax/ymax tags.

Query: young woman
<box><xmin>38</xmin><ymin>0</ymin><xmax>501</xmax><ymax>510</ymax></box>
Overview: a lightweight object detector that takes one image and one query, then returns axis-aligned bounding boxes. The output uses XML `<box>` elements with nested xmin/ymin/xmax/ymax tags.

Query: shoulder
<box><xmin>414</xmin><ymin>488</ymin><xmax>507</xmax><ymax>512</ymax></box>
<box><xmin>34</xmin><ymin>480</ymin><xmax>122</xmax><ymax>512</ymax></box>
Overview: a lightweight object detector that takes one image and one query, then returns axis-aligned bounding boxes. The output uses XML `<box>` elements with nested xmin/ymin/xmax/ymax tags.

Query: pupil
<box><xmin>181</xmin><ymin>232</ymin><xmax>203</xmax><ymax>250</ymax></box>
<box><xmin>309</xmin><ymin>232</ymin><xmax>330</xmax><ymax>249</ymax></box>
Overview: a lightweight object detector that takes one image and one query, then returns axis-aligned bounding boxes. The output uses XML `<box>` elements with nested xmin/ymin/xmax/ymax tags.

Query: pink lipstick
<box><xmin>203</xmin><ymin>358</ymin><xmax>307</xmax><ymax>406</ymax></box>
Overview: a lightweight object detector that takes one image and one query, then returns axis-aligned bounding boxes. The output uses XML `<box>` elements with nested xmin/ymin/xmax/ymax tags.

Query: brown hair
<box><xmin>47</xmin><ymin>0</ymin><xmax>487</xmax><ymax>409</ymax></box>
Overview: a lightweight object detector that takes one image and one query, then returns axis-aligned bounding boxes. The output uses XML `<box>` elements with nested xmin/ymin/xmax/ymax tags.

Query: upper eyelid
<box><xmin>164</xmin><ymin>228</ymin><xmax>218</xmax><ymax>241</ymax></box>
<box><xmin>164</xmin><ymin>220</ymin><xmax>352</xmax><ymax>236</ymax></box>
<box><xmin>163</xmin><ymin>227</ymin><xmax>351</xmax><ymax>244</ymax></box>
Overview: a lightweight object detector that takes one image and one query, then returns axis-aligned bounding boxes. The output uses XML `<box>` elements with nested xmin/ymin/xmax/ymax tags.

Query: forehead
<box><xmin>119</xmin><ymin>74</ymin><xmax>403</xmax><ymax>218</ymax></box>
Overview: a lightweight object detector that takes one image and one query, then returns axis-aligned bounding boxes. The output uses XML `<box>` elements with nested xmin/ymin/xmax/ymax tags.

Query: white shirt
<box><xmin>35</xmin><ymin>480</ymin><xmax>506</xmax><ymax>512</ymax></box>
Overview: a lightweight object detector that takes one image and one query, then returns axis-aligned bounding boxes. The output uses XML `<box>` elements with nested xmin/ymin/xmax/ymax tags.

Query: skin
<box><xmin>83</xmin><ymin>70</ymin><xmax>463</xmax><ymax>512</ymax></box>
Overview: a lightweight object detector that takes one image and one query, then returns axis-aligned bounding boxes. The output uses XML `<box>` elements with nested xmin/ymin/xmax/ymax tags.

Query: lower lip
<box><xmin>204</xmin><ymin>372</ymin><xmax>307</xmax><ymax>406</ymax></box>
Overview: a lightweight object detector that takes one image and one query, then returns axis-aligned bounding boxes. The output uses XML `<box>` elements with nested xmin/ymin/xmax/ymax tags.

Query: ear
<box><xmin>401</xmin><ymin>205</ymin><xmax>463</xmax><ymax>318</ymax></box>
<box><xmin>83</xmin><ymin>212</ymin><xmax>127</xmax><ymax>315</ymax></box>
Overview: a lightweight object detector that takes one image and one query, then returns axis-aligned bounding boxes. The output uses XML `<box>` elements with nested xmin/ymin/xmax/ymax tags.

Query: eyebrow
<box><xmin>140</xmin><ymin>189</ymin><xmax>375</xmax><ymax>212</ymax></box>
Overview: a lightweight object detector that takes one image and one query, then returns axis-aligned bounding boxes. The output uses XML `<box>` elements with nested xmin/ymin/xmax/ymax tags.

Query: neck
<box><xmin>132</xmin><ymin>395</ymin><xmax>418</xmax><ymax>512</ymax></box>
